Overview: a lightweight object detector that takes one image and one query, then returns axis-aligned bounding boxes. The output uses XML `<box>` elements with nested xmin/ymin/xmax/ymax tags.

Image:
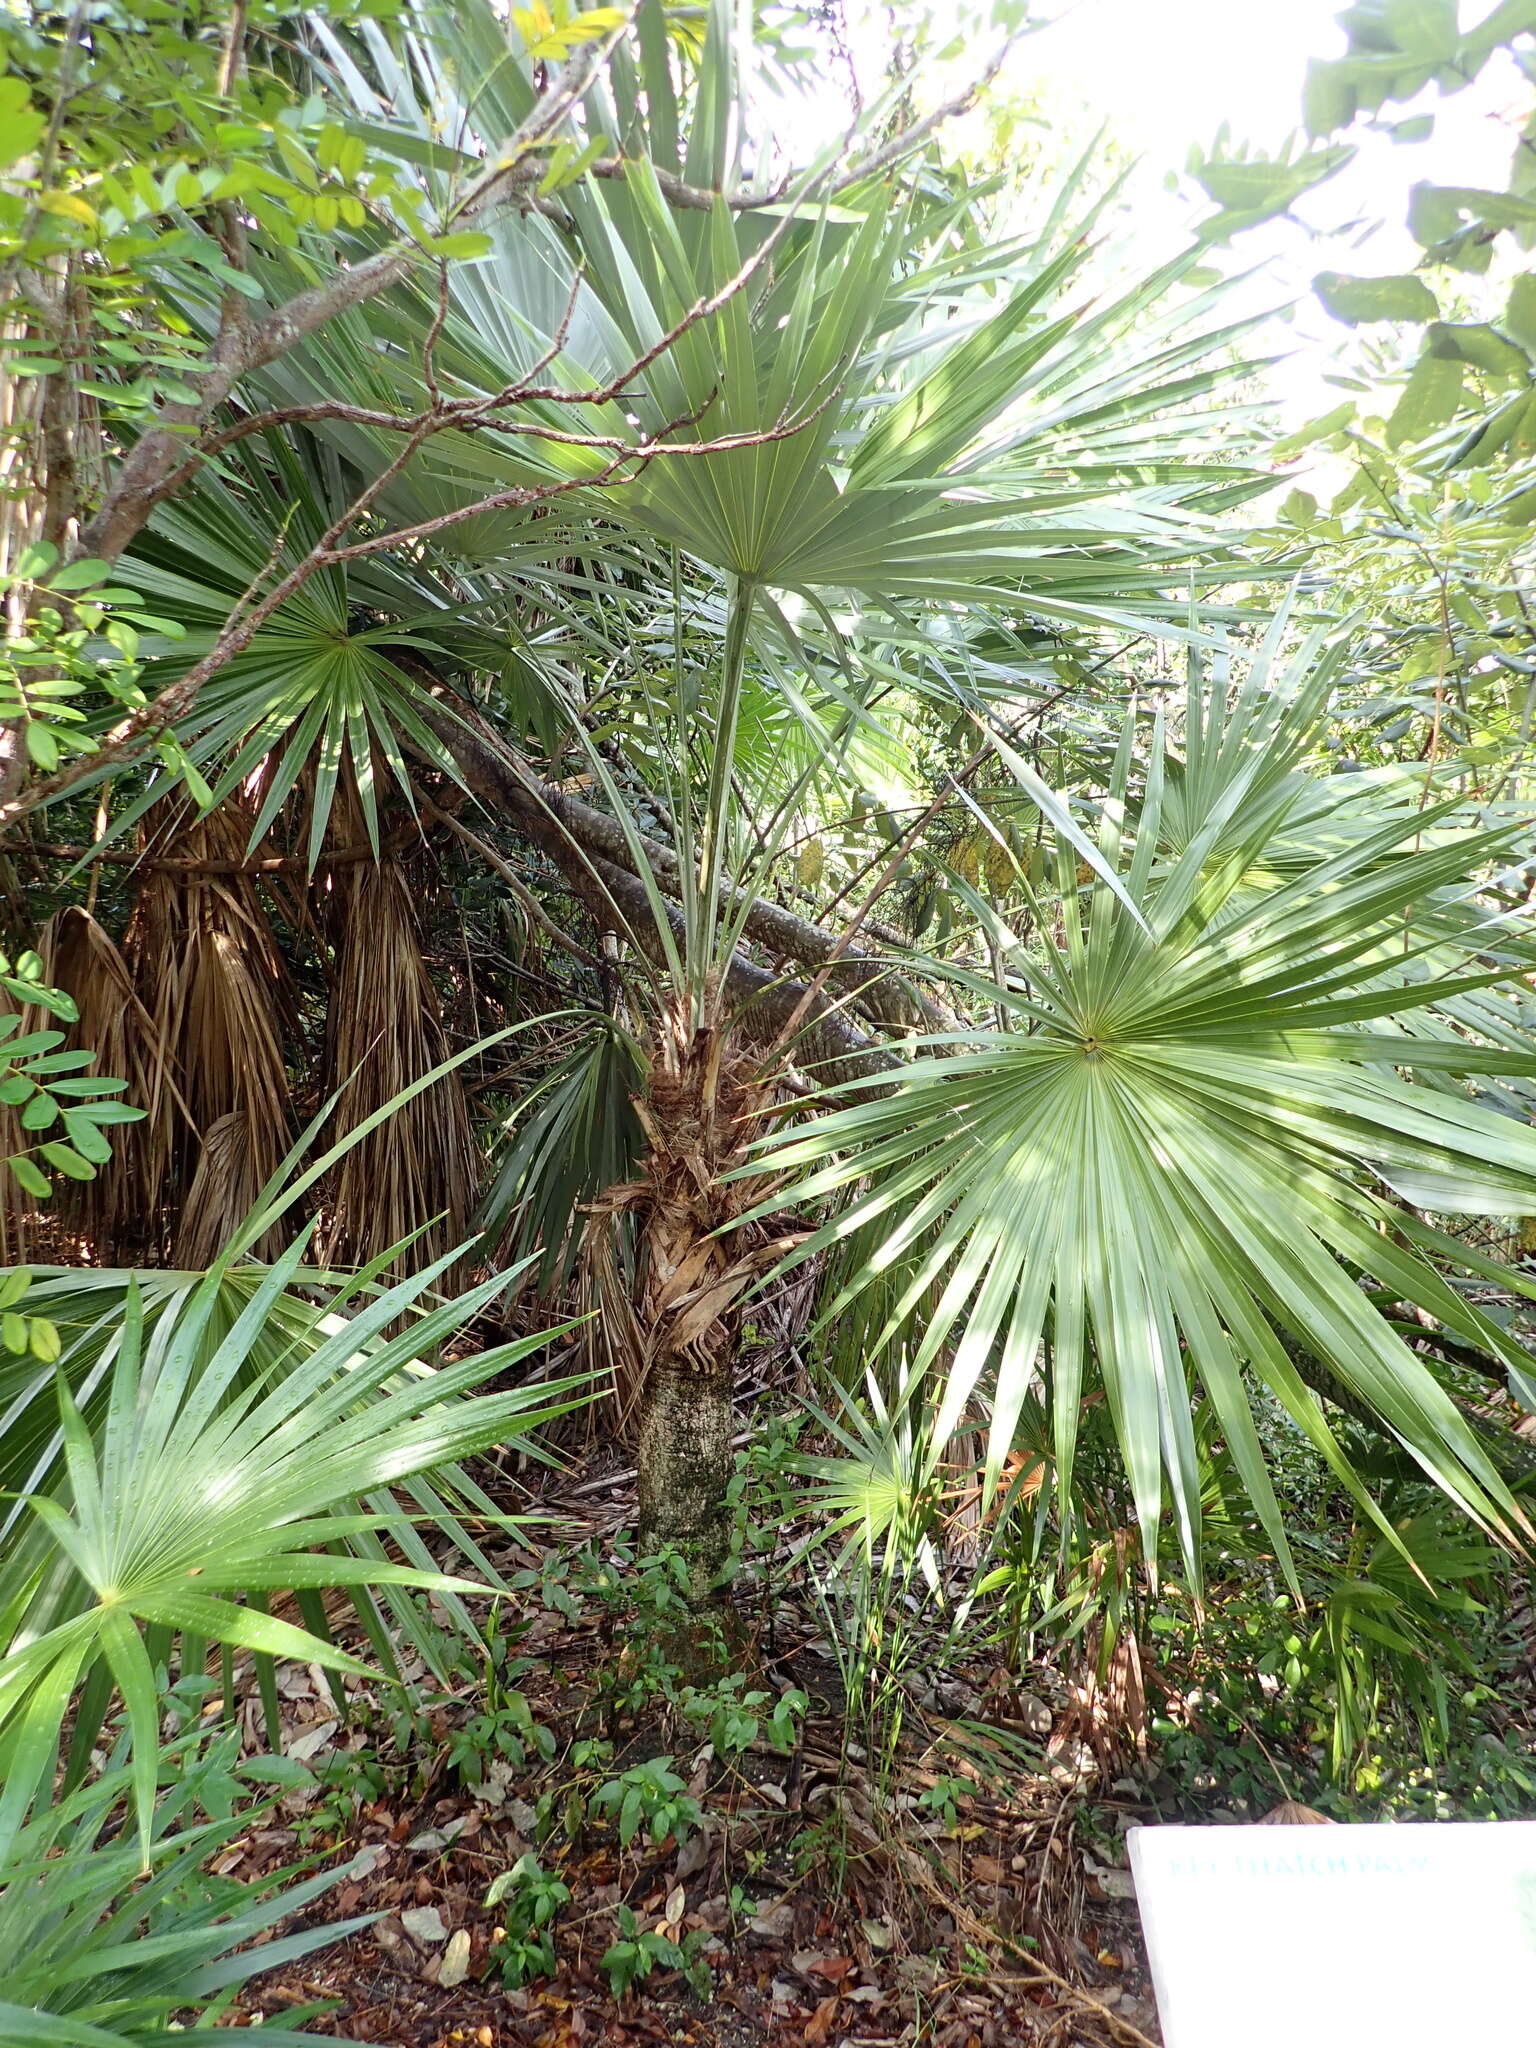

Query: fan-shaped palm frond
<box><xmin>746</xmin><ymin>632</ymin><xmax>1536</xmax><ymax>1584</ymax></box>
<box><xmin>215</xmin><ymin>0</ymin><xmax>1267</xmax><ymax>648</ymax></box>
<box><xmin>121</xmin><ymin>435</ymin><xmax>466</xmax><ymax>862</ymax></box>
<box><xmin>0</xmin><ymin>1230</ymin><xmax>585</xmax><ymax>1858</ymax></box>
<box><xmin>0</xmin><ymin>1732</ymin><xmax>370</xmax><ymax>2046</ymax></box>
<box><xmin>478</xmin><ymin>1014</ymin><xmax>646</xmax><ymax>1295</ymax></box>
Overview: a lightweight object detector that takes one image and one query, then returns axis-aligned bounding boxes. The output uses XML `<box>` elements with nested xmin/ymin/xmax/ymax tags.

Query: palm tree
<box><xmin>22</xmin><ymin>0</ymin><xmax>1274</xmax><ymax>1585</ymax></box>
<box><xmin>153</xmin><ymin>0</ymin><xmax>1302</xmax><ymax>1581</ymax></box>
<box><xmin>12</xmin><ymin>0</ymin><xmax>1536</xmax><ymax>1613</ymax></box>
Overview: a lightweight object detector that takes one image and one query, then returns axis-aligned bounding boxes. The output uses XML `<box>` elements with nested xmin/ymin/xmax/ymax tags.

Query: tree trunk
<box><xmin>637</xmin><ymin>1358</ymin><xmax>736</xmax><ymax>1585</ymax></box>
<box><xmin>622</xmin><ymin>1005</ymin><xmax>773</xmax><ymax>1597</ymax></box>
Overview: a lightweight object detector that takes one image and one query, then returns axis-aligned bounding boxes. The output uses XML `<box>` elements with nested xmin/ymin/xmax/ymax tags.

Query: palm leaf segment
<box><xmin>0</xmin><ymin>1735</ymin><xmax>372</xmax><ymax>2047</ymax></box>
<box><xmin>750</xmin><ymin>628</ymin><xmax>1536</xmax><ymax>1584</ymax></box>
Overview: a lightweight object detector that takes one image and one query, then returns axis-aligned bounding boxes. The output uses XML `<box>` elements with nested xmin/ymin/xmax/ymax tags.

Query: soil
<box><xmin>216</xmin><ymin>1443</ymin><xmax>1164</xmax><ymax>2048</ymax></box>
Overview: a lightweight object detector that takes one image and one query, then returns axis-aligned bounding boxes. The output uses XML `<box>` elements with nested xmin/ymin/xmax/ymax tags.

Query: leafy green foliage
<box><xmin>0</xmin><ymin>1268</ymin><xmax>57</xmax><ymax>1368</ymax></box>
<box><xmin>0</xmin><ymin>947</ymin><xmax>143</xmax><ymax>1203</ymax></box>
<box><xmin>750</xmin><ymin>632</ymin><xmax>1536</xmax><ymax>1578</ymax></box>
<box><xmin>0</xmin><ymin>1729</ymin><xmax>369</xmax><ymax>2045</ymax></box>
<box><xmin>1315</xmin><ymin>272</ymin><xmax>1440</xmax><ymax>326</ymax></box>
<box><xmin>680</xmin><ymin>1674</ymin><xmax>807</xmax><ymax>1759</ymax></box>
<box><xmin>599</xmin><ymin>1903</ymin><xmax>711</xmax><ymax>2001</ymax></box>
<box><xmin>0</xmin><ymin>1231</ymin><xmax>585</xmax><ymax>1860</ymax></box>
<box><xmin>445</xmin><ymin>1648</ymin><xmax>558</xmax><ymax>1791</ymax></box>
<box><xmin>1187</xmin><ymin>129</ymin><xmax>1355</xmax><ymax>238</ymax></box>
<box><xmin>0</xmin><ymin>545</ymin><xmax>185</xmax><ymax>777</ymax></box>
<box><xmin>589</xmin><ymin>1756</ymin><xmax>702</xmax><ymax>1851</ymax></box>
<box><xmin>479</xmin><ymin>1019</ymin><xmax>646</xmax><ymax>1294</ymax></box>
<box><xmin>485</xmin><ymin>1854</ymin><xmax>570</xmax><ymax>1988</ymax></box>
<box><xmin>120</xmin><ymin>435</ymin><xmax>469</xmax><ymax>860</ymax></box>
<box><xmin>1217</xmin><ymin>0</ymin><xmax>1536</xmax><ymax>543</ymax></box>
<box><xmin>7</xmin><ymin>6</ymin><xmax>1536</xmax><ymax>1995</ymax></box>
<box><xmin>0</xmin><ymin>0</ymin><xmax>495</xmax><ymax>424</ymax></box>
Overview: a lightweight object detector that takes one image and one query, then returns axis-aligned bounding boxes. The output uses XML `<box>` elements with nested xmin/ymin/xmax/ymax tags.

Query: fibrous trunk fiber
<box><xmin>620</xmin><ymin>1004</ymin><xmax>775</xmax><ymax>1595</ymax></box>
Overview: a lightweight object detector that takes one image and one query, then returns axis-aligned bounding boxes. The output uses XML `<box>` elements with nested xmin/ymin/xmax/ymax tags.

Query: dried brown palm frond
<box><xmin>580</xmin><ymin>1209</ymin><xmax>646</xmax><ymax>1432</ymax></box>
<box><xmin>173</xmin><ymin>1110</ymin><xmax>274</xmax><ymax>1269</ymax></box>
<box><xmin>318</xmin><ymin>850</ymin><xmax>477</xmax><ymax>1279</ymax></box>
<box><xmin>125</xmin><ymin>797</ymin><xmax>295</xmax><ymax>1259</ymax></box>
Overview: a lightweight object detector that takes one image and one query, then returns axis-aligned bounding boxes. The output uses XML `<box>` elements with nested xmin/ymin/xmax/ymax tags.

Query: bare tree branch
<box><xmin>74</xmin><ymin>21</ymin><xmax>628</xmax><ymax>565</ymax></box>
<box><xmin>422</xmin><ymin>701</ymin><xmax>944</xmax><ymax>1042</ymax></box>
<box><xmin>0</xmin><ymin>372</ymin><xmax>833</xmax><ymax>831</ymax></box>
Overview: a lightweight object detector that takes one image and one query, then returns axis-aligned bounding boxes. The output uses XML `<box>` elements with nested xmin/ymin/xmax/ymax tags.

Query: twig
<box><xmin>75</xmin><ymin>19</ymin><xmax>629</xmax><ymax>564</ymax></box>
<box><xmin>25</xmin><ymin>830</ymin><xmax>418</xmax><ymax>873</ymax></box>
<box><xmin>419</xmin><ymin>792</ymin><xmax>603</xmax><ymax>969</ymax></box>
<box><xmin>1</xmin><ymin>374</ymin><xmax>830</xmax><ymax>832</ymax></box>
<box><xmin>759</xmin><ymin>691</ymin><xmax>1071</xmax><ymax>1071</ymax></box>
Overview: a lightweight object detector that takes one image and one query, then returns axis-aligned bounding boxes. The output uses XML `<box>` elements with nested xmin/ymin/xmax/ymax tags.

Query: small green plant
<box><xmin>448</xmin><ymin>1686</ymin><xmax>556</xmax><ymax>1790</ymax></box>
<box><xmin>599</xmin><ymin>1903</ymin><xmax>711</xmax><ymax>2000</ymax></box>
<box><xmin>0</xmin><ymin>947</ymin><xmax>144</xmax><ymax>1204</ymax></box>
<box><xmin>485</xmin><ymin>1854</ymin><xmax>570</xmax><ymax>1987</ymax></box>
<box><xmin>297</xmin><ymin>1746</ymin><xmax>395</xmax><ymax>1847</ymax></box>
<box><xmin>678</xmin><ymin>1675</ymin><xmax>807</xmax><ymax>1759</ymax></box>
<box><xmin>917</xmin><ymin>1774</ymin><xmax>973</xmax><ymax>1828</ymax></box>
<box><xmin>590</xmin><ymin>1756</ymin><xmax>703</xmax><ymax>1851</ymax></box>
<box><xmin>0</xmin><ymin>544</ymin><xmax>185</xmax><ymax>779</ymax></box>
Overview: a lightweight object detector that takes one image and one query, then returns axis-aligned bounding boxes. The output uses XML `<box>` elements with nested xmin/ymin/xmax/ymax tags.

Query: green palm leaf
<box><xmin>0</xmin><ymin>1228</ymin><xmax>586</xmax><ymax>1860</ymax></box>
<box><xmin>242</xmin><ymin>0</ymin><xmax>1271</xmax><ymax>639</ymax></box>
<box><xmin>120</xmin><ymin>435</ymin><xmax>466</xmax><ymax>862</ymax></box>
<box><xmin>744</xmin><ymin>639</ymin><xmax>1536</xmax><ymax>1584</ymax></box>
<box><xmin>0</xmin><ymin>1731</ymin><xmax>371</xmax><ymax>2044</ymax></box>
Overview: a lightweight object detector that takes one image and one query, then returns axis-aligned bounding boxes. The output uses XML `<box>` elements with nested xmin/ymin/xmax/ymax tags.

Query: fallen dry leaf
<box><xmin>401</xmin><ymin>1905</ymin><xmax>449</xmax><ymax>1944</ymax></box>
<box><xmin>808</xmin><ymin>1955</ymin><xmax>856</xmax><ymax>1984</ymax></box>
<box><xmin>439</xmin><ymin>1928</ymin><xmax>472</xmax><ymax>1987</ymax></box>
<box><xmin>803</xmin><ymin>1993</ymin><xmax>840</xmax><ymax>2045</ymax></box>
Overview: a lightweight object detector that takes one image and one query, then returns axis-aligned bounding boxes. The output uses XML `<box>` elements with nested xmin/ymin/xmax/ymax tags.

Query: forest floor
<box><xmin>225</xmin><ymin>1444</ymin><xmax>1165</xmax><ymax>2048</ymax></box>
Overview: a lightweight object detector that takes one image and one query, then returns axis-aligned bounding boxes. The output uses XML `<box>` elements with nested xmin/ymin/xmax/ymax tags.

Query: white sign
<box><xmin>1129</xmin><ymin>1820</ymin><xmax>1536</xmax><ymax>2047</ymax></box>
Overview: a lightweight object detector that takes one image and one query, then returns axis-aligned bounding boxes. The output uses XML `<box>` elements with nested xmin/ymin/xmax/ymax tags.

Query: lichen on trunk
<box><xmin>636</xmin><ymin>1358</ymin><xmax>736</xmax><ymax>1593</ymax></box>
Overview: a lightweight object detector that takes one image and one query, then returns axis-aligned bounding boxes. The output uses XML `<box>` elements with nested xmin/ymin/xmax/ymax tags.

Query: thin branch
<box><xmin>571</xmin><ymin>36</ymin><xmax>1015</xmax><ymax>211</ymax></box>
<box><xmin>321</xmin><ymin>387</ymin><xmax>836</xmax><ymax>565</ymax></box>
<box><xmin>24</xmin><ymin>830</ymin><xmax>417</xmax><ymax>874</ymax></box>
<box><xmin>0</xmin><ymin>377</ymin><xmax>830</xmax><ymax>829</ymax></box>
<box><xmin>74</xmin><ymin>20</ymin><xmax>628</xmax><ymax>565</ymax></box>
<box><xmin>419</xmin><ymin>792</ymin><xmax>603</xmax><ymax>970</ymax></box>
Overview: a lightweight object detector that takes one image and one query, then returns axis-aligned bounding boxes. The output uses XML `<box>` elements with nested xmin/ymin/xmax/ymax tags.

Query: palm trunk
<box><xmin>636</xmin><ymin>1357</ymin><xmax>735</xmax><ymax>1576</ymax></box>
<box><xmin>629</xmin><ymin>1006</ymin><xmax>768</xmax><ymax>1596</ymax></box>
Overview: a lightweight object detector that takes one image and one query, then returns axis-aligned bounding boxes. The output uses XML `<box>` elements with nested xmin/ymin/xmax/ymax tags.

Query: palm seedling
<box><xmin>0</xmin><ymin>1217</ymin><xmax>586</xmax><ymax>1860</ymax></box>
<box><xmin>0</xmin><ymin>1731</ymin><xmax>374</xmax><ymax>2045</ymax></box>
